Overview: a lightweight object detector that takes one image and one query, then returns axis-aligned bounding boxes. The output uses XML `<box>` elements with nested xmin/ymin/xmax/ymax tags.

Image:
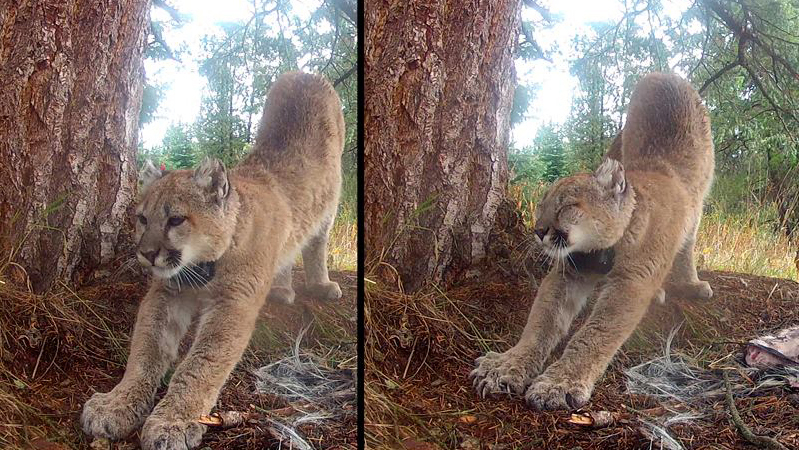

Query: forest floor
<box><xmin>366</xmin><ymin>268</ymin><xmax>799</xmax><ymax>449</ymax></box>
<box><xmin>0</xmin><ymin>267</ymin><xmax>357</xmax><ymax>450</ymax></box>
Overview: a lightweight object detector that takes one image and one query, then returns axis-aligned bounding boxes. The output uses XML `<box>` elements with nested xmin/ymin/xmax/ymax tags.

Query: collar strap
<box><xmin>166</xmin><ymin>260</ymin><xmax>216</xmax><ymax>290</ymax></box>
<box><xmin>567</xmin><ymin>248</ymin><xmax>615</xmax><ymax>274</ymax></box>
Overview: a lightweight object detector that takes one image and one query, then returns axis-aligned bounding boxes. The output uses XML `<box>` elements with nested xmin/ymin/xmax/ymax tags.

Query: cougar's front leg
<box><xmin>139</xmin><ymin>291</ymin><xmax>264</xmax><ymax>450</ymax></box>
<box><xmin>302</xmin><ymin>216</ymin><xmax>342</xmax><ymax>300</ymax></box>
<box><xmin>525</xmin><ymin>275</ymin><xmax>658</xmax><ymax>410</ymax></box>
<box><xmin>470</xmin><ymin>269</ymin><xmax>597</xmax><ymax>397</ymax></box>
<box><xmin>81</xmin><ymin>289</ymin><xmax>195</xmax><ymax>440</ymax></box>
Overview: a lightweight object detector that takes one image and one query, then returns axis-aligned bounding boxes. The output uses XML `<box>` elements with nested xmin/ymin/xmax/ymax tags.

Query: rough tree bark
<box><xmin>0</xmin><ymin>0</ymin><xmax>150</xmax><ymax>292</ymax></box>
<box><xmin>364</xmin><ymin>0</ymin><xmax>521</xmax><ymax>292</ymax></box>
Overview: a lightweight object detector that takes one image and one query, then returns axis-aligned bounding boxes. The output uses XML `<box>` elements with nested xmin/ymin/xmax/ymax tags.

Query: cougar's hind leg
<box><xmin>267</xmin><ymin>264</ymin><xmax>296</xmax><ymax>304</ymax></box>
<box><xmin>664</xmin><ymin>215</ymin><xmax>712</xmax><ymax>300</ymax></box>
<box><xmin>302</xmin><ymin>215</ymin><xmax>342</xmax><ymax>300</ymax></box>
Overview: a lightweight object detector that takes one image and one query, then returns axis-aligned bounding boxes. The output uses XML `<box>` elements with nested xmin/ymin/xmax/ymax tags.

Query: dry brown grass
<box><xmin>696</xmin><ymin>211</ymin><xmax>798</xmax><ymax>280</ymax></box>
<box><xmin>329</xmin><ymin>215</ymin><xmax>358</xmax><ymax>271</ymax></box>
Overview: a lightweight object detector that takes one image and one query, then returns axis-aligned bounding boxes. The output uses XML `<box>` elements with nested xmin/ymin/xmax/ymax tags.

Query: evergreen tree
<box><xmin>161</xmin><ymin>123</ymin><xmax>198</xmax><ymax>169</ymax></box>
<box><xmin>534</xmin><ymin>123</ymin><xmax>565</xmax><ymax>182</ymax></box>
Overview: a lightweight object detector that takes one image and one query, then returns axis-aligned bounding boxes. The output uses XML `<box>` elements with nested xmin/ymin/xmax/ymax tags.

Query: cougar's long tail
<box><xmin>250</xmin><ymin>71</ymin><xmax>344</xmax><ymax>167</ymax></box>
<box><xmin>621</xmin><ymin>72</ymin><xmax>713</xmax><ymax>189</ymax></box>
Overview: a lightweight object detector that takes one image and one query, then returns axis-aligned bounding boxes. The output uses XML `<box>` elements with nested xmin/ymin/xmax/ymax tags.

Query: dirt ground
<box><xmin>0</xmin><ymin>268</ymin><xmax>357</xmax><ymax>450</ymax></box>
<box><xmin>365</xmin><ymin>269</ymin><xmax>799</xmax><ymax>449</ymax></box>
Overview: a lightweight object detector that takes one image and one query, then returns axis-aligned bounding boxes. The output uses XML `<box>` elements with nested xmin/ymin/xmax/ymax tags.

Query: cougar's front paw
<box><xmin>140</xmin><ymin>415</ymin><xmax>206</xmax><ymax>450</ymax></box>
<box><xmin>525</xmin><ymin>373</ymin><xmax>592</xmax><ymax>411</ymax></box>
<box><xmin>469</xmin><ymin>350</ymin><xmax>539</xmax><ymax>398</ymax></box>
<box><xmin>267</xmin><ymin>286</ymin><xmax>296</xmax><ymax>304</ymax></box>
<box><xmin>306</xmin><ymin>281</ymin><xmax>342</xmax><ymax>301</ymax></box>
<box><xmin>81</xmin><ymin>390</ymin><xmax>152</xmax><ymax>439</ymax></box>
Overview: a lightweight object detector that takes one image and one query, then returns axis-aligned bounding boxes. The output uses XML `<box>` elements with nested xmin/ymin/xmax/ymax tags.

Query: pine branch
<box><xmin>698</xmin><ymin>60</ymin><xmax>740</xmax><ymax>95</ymax></box>
<box><xmin>152</xmin><ymin>0</ymin><xmax>184</xmax><ymax>24</ymax></box>
<box><xmin>333</xmin><ymin>65</ymin><xmax>356</xmax><ymax>87</ymax></box>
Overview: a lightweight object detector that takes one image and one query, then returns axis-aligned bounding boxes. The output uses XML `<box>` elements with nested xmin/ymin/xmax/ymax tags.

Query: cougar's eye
<box><xmin>167</xmin><ymin>216</ymin><xmax>186</xmax><ymax>227</ymax></box>
<box><xmin>137</xmin><ymin>214</ymin><xmax>147</xmax><ymax>225</ymax></box>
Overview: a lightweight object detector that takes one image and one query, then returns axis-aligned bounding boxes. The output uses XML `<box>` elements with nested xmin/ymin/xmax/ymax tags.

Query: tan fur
<box><xmin>471</xmin><ymin>73</ymin><xmax>714</xmax><ymax>410</ymax></box>
<box><xmin>80</xmin><ymin>72</ymin><xmax>344</xmax><ymax>449</ymax></box>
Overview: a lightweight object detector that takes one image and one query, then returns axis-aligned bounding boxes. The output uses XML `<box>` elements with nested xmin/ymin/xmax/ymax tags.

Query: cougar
<box><xmin>470</xmin><ymin>72</ymin><xmax>714</xmax><ymax>410</ymax></box>
<box><xmin>80</xmin><ymin>71</ymin><xmax>344</xmax><ymax>449</ymax></box>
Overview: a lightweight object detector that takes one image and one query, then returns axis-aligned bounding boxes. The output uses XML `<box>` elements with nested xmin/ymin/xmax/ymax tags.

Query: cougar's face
<box><xmin>533</xmin><ymin>159</ymin><xmax>631</xmax><ymax>260</ymax></box>
<box><xmin>135</xmin><ymin>159</ymin><xmax>233</xmax><ymax>280</ymax></box>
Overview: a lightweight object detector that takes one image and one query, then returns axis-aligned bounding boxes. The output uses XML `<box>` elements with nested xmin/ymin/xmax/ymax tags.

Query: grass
<box><xmin>329</xmin><ymin>171</ymin><xmax>357</xmax><ymax>271</ymax></box>
<box><xmin>696</xmin><ymin>210</ymin><xmax>797</xmax><ymax>280</ymax></box>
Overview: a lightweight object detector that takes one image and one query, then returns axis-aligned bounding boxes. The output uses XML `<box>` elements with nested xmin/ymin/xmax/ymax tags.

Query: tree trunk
<box><xmin>0</xmin><ymin>0</ymin><xmax>150</xmax><ymax>292</ymax></box>
<box><xmin>364</xmin><ymin>0</ymin><xmax>521</xmax><ymax>292</ymax></box>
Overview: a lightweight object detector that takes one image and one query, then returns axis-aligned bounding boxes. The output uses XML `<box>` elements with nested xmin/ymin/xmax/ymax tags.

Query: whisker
<box><xmin>182</xmin><ymin>265</ymin><xmax>203</xmax><ymax>291</ymax></box>
<box><xmin>183</xmin><ymin>267</ymin><xmax>200</xmax><ymax>291</ymax></box>
<box><xmin>184</xmin><ymin>263</ymin><xmax>211</xmax><ymax>291</ymax></box>
<box><xmin>567</xmin><ymin>253</ymin><xmax>579</xmax><ymax>275</ymax></box>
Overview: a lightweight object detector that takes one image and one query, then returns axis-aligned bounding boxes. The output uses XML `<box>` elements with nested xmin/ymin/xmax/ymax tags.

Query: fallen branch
<box><xmin>723</xmin><ymin>371</ymin><xmax>789</xmax><ymax>450</ymax></box>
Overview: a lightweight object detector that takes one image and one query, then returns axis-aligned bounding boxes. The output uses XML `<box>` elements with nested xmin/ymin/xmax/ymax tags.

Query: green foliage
<box><xmin>511</xmin><ymin>85</ymin><xmax>535</xmax><ymax>126</ymax></box>
<box><xmin>141</xmin><ymin>1</ymin><xmax>186</xmax><ymax>130</ymax></box>
<box><xmin>137</xmin><ymin>123</ymin><xmax>200</xmax><ymax>170</ymax></box>
<box><xmin>512</xmin><ymin>3</ymin><xmax>557</xmax><ymax>132</ymax></box>
<box><xmin>509</xmin><ymin>151</ymin><xmax>545</xmax><ymax>185</ymax></box>
<box><xmin>534</xmin><ymin>123</ymin><xmax>566</xmax><ymax>182</ymax></box>
<box><xmin>162</xmin><ymin>123</ymin><xmax>199</xmax><ymax>169</ymax></box>
<box><xmin>139</xmin><ymin>83</ymin><xmax>164</xmax><ymax>126</ymax></box>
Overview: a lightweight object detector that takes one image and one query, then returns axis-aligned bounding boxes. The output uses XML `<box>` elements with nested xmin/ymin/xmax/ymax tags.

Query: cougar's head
<box><xmin>533</xmin><ymin>158</ymin><xmax>634</xmax><ymax>259</ymax></box>
<box><xmin>134</xmin><ymin>157</ymin><xmax>236</xmax><ymax>280</ymax></box>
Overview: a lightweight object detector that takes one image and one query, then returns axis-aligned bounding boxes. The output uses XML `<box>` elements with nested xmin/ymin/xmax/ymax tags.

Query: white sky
<box><xmin>512</xmin><ymin>0</ymin><xmax>693</xmax><ymax>149</ymax></box>
<box><xmin>141</xmin><ymin>0</ymin><xmax>318</xmax><ymax>148</ymax></box>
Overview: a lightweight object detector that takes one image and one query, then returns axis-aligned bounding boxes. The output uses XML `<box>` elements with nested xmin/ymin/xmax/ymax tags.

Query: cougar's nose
<box><xmin>140</xmin><ymin>249</ymin><xmax>159</xmax><ymax>265</ymax></box>
<box><xmin>533</xmin><ymin>226</ymin><xmax>548</xmax><ymax>241</ymax></box>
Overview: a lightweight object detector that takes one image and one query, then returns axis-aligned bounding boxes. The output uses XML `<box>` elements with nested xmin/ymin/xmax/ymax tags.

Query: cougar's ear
<box><xmin>594</xmin><ymin>158</ymin><xmax>626</xmax><ymax>197</ymax></box>
<box><xmin>140</xmin><ymin>160</ymin><xmax>163</xmax><ymax>188</ymax></box>
<box><xmin>193</xmin><ymin>156</ymin><xmax>230</xmax><ymax>204</ymax></box>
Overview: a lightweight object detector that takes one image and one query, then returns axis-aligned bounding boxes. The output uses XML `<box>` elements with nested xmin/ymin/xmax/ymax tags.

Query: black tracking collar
<box><xmin>166</xmin><ymin>261</ymin><xmax>216</xmax><ymax>290</ymax></box>
<box><xmin>567</xmin><ymin>248</ymin><xmax>615</xmax><ymax>274</ymax></box>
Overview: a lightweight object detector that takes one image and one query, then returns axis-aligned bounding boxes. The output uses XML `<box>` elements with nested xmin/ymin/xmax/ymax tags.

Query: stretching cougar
<box><xmin>81</xmin><ymin>72</ymin><xmax>344</xmax><ymax>448</ymax></box>
<box><xmin>471</xmin><ymin>72</ymin><xmax>714</xmax><ymax>410</ymax></box>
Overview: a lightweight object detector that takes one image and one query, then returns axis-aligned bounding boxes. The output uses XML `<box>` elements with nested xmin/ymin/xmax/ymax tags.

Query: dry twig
<box><xmin>723</xmin><ymin>371</ymin><xmax>789</xmax><ymax>450</ymax></box>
